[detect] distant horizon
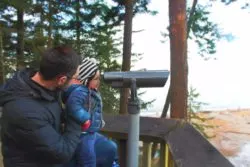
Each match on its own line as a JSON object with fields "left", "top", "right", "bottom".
{"left": 140, "top": 106, "right": 250, "bottom": 117}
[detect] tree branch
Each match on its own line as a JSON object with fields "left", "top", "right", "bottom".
{"left": 132, "top": 29, "right": 145, "bottom": 33}
{"left": 187, "top": 0, "right": 198, "bottom": 36}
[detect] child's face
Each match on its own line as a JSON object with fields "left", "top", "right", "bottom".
{"left": 88, "top": 70, "right": 100, "bottom": 90}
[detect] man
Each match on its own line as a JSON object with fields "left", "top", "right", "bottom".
{"left": 0, "top": 46, "right": 82, "bottom": 167}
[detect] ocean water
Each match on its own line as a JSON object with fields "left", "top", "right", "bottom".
{"left": 228, "top": 142, "right": 250, "bottom": 167}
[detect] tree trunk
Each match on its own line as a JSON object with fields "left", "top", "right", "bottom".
{"left": 0, "top": 26, "right": 5, "bottom": 84}
{"left": 47, "top": 1, "right": 53, "bottom": 48}
{"left": 76, "top": 0, "right": 81, "bottom": 53}
{"left": 161, "top": 0, "right": 197, "bottom": 119}
{"left": 152, "top": 0, "right": 196, "bottom": 159}
{"left": 161, "top": 84, "right": 171, "bottom": 117}
{"left": 169, "top": 0, "right": 188, "bottom": 119}
{"left": 119, "top": 0, "right": 133, "bottom": 114}
{"left": 16, "top": 8, "right": 25, "bottom": 70}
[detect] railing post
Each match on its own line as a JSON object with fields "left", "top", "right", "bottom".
{"left": 160, "top": 142, "right": 175, "bottom": 167}
{"left": 142, "top": 142, "right": 152, "bottom": 167}
{"left": 118, "top": 139, "right": 127, "bottom": 167}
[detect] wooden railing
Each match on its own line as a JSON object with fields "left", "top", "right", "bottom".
{"left": 101, "top": 114, "right": 234, "bottom": 167}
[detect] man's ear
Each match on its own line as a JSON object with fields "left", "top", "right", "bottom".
{"left": 57, "top": 75, "right": 68, "bottom": 87}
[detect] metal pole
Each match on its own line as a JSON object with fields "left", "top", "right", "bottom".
{"left": 127, "top": 112, "right": 140, "bottom": 167}
{"left": 127, "top": 79, "right": 140, "bottom": 167}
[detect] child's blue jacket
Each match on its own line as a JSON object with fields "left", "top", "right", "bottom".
{"left": 62, "top": 84, "right": 103, "bottom": 132}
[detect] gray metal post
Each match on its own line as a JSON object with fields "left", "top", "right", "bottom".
{"left": 102, "top": 70, "right": 169, "bottom": 166}
{"left": 127, "top": 79, "right": 140, "bottom": 167}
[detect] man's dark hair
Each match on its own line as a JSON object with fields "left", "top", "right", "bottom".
{"left": 39, "top": 46, "right": 81, "bottom": 80}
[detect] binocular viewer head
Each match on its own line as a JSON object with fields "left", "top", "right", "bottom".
{"left": 102, "top": 70, "right": 170, "bottom": 88}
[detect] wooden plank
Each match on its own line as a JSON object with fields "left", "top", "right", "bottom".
{"left": 166, "top": 123, "right": 234, "bottom": 167}
{"left": 101, "top": 114, "right": 179, "bottom": 143}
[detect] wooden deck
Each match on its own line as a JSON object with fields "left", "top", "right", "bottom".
{"left": 101, "top": 114, "right": 234, "bottom": 167}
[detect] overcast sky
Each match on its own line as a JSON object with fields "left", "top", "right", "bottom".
{"left": 129, "top": 0, "right": 250, "bottom": 113}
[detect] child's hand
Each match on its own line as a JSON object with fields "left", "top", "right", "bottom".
{"left": 81, "top": 120, "right": 91, "bottom": 131}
